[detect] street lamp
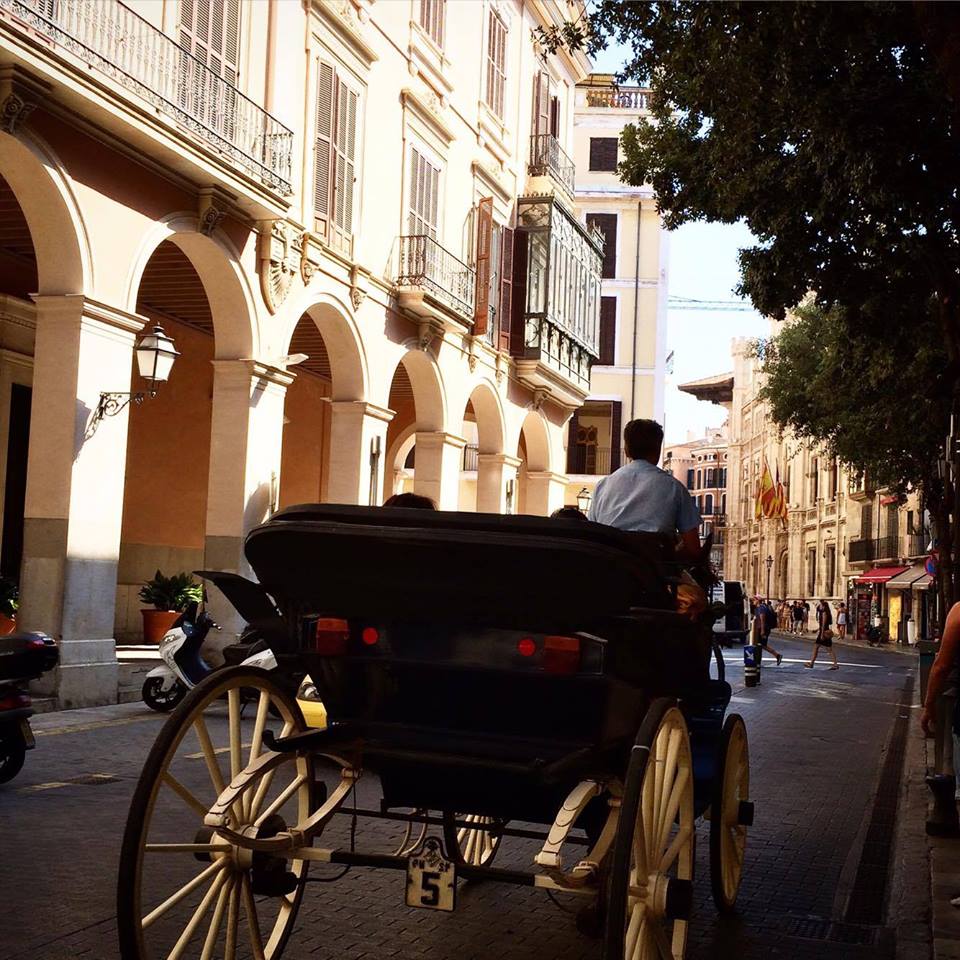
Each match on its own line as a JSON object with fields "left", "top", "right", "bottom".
{"left": 765, "top": 554, "right": 774, "bottom": 599}
{"left": 576, "top": 487, "right": 592, "bottom": 514}
{"left": 91, "top": 324, "right": 180, "bottom": 430}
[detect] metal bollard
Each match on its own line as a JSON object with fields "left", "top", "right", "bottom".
{"left": 744, "top": 644, "right": 760, "bottom": 687}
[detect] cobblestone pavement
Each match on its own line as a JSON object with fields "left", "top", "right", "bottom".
{"left": 1, "top": 637, "right": 915, "bottom": 959}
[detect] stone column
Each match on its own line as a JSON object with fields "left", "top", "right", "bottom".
{"left": 21, "top": 296, "right": 145, "bottom": 708}
{"left": 476, "top": 453, "right": 522, "bottom": 514}
{"left": 203, "top": 360, "right": 292, "bottom": 648}
{"left": 524, "top": 470, "right": 569, "bottom": 517}
{"left": 414, "top": 431, "right": 466, "bottom": 510}
{"left": 326, "top": 401, "right": 394, "bottom": 505}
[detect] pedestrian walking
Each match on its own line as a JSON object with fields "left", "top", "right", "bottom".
{"left": 802, "top": 600, "right": 811, "bottom": 634}
{"left": 836, "top": 601, "right": 847, "bottom": 640}
{"left": 754, "top": 597, "right": 783, "bottom": 665}
{"left": 805, "top": 599, "right": 839, "bottom": 669}
{"left": 791, "top": 600, "right": 803, "bottom": 635}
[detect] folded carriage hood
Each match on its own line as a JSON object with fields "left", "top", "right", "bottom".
{"left": 244, "top": 504, "right": 678, "bottom": 630}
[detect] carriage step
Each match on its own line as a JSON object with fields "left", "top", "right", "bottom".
{"left": 263, "top": 725, "right": 352, "bottom": 754}
{"left": 738, "top": 800, "right": 755, "bottom": 827}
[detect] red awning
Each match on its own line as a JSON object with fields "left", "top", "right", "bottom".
{"left": 855, "top": 566, "right": 908, "bottom": 584}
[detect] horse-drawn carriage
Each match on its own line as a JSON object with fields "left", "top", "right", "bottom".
{"left": 118, "top": 505, "right": 752, "bottom": 960}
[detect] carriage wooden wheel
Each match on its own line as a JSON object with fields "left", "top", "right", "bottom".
{"left": 442, "top": 812, "right": 504, "bottom": 867}
{"left": 710, "top": 714, "right": 751, "bottom": 913}
{"left": 604, "top": 698, "right": 694, "bottom": 960}
{"left": 117, "top": 667, "right": 314, "bottom": 960}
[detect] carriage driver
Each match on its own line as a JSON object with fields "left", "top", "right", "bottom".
{"left": 587, "top": 418, "right": 702, "bottom": 560}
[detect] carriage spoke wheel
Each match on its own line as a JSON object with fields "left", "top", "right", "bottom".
{"left": 442, "top": 811, "right": 504, "bottom": 868}
{"left": 604, "top": 699, "right": 694, "bottom": 960}
{"left": 118, "top": 666, "right": 314, "bottom": 960}
{"left": 710, "top": 714, "right": 750, "bottom": 913}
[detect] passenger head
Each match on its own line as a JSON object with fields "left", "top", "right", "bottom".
{"left": 623, "top": 419, "right": 664, "bottom": 464}
{"left": 383, "top": 493, "right": 436, "bottom": 510}
{"left": 551, "top": 506, "right": 587, "bottom": 520}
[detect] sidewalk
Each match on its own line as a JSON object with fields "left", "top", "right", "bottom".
{"left": 770, "top": 627, "right": 918, "bottom": 656}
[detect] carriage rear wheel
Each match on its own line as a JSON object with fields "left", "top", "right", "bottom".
{"left": 117, "top": 666, "right": 314, "bottom": 960}
{"left": 603, "top": 698, "right": 694, "bottom": 960}
{"left": 442, "top": 811, "right": 504, "bottom": 868}
{"left": 709, "top": 713, "right": 751, "bottom": 913}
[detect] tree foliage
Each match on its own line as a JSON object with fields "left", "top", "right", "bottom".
{"left": 756, "top": 301, "right": 950, "bottom": 497}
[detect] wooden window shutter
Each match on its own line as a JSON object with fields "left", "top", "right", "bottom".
{"left": 566, "top": 410, "right": 580, "bottom": 474}
{"left": 332, "top": 78, "right": 358, "bottom": 234}
{"left": 589, "top": 138, "right": 618, "bottom": 172}
{"left": 610, "top": 401, "right": 623, "bottom": 471}
{"left": 599, "top": 296, "right": 616, "bottom": 365}
{"left": 532, "top": 71, "right": 551, "bottom": 138}
{"left": 498, "top": 225, "right": 514, "bottom": 351}
{"left": 473, "top": 197, "right": 493, "bottom": 335}
{"left": 313, "top": 61, "right": 334, "bottom": 236}
{"left": 509, "top": 229, "right": 527, "bottom": 355}
{"left": 179, "top": 0, "right": 239, "bottom": 81}
{"left": 587, "top": 213, "right": 618, "bottom": 279}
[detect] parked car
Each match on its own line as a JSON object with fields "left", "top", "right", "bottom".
{"left": 709, "top": 580, "right": 750, "bottom": 645}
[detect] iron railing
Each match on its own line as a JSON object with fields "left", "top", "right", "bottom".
{"left": 848, "top": 536, "right": 900, "bottom": 563}
{"left": 397, "top": 235, "right": 475, "bottom": 322}
{"left": 1, "top": 0, "right": 293, "bottom": 193}
{"left": 529, "top": 133, "right": 576, "bottom": 195}
{"left": 567, "top": 447, "right": 611, "bottom": 476}
{"left": 584, "top": 87, "right": 649, "bottom": 111}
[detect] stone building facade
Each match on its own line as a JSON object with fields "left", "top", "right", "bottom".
{"left": 0, "top": 0, "right": 608, "bottom": 706}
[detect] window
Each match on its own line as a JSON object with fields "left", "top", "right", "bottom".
{"left": 806, "top": 547, "right": 817, "bottom": 596}
{"left": 825, "top": 544, "right": 836, "bottom": 595}
{"left": 586, "top": 213, "right": 617, "bottom": 278}
{"left": 696, "top": 469, "right": 702, "bottom": 489}
{"left": 315, "top": 61, "right": 360, "bottom": 249}
{"left": 589, "top": 137, "right": 618, "bottom": 171}
{"left": 720, "top": 467, "right": 727, "bottom": 488}
{"left": 407, "top": 146, "right": 441, "bottom": 237}
{"left": 861, "top": 502, "right": 874, "bottom": 539}
{"left": 598, "top": 296, "right": 616, "bottom": 365}
{"left": 178, "top": 0, "right": 240, "bottom": 84}
{"left": 706, "top": 468, "right": 715, "bottom": 487}
{"left": 485, "top": 11, "right": 507, "bottom": 118}
{"left": 704, "top": 494, "right": 714, "bottom": 515}
{"left": 419, "top": 0, "right": 445, "bottom": 48}
{"left": 686, "top": 469, "right": 695, "bottom": 490}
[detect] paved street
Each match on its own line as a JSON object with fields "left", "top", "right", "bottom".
{"left": 1, "top": 636, "right": 915, "bottom": 960}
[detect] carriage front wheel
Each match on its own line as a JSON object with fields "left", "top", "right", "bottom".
{"left": 709, "top": 713, "right": 752, "bottom": 913}
{"left": 117, "top": 666, "right": 314, "bottom": 960}
{"left": 603, "top": 698, "right": 694, "bottom": 960}
{"left": 442, "top": 811, "right": 505, "bottom": 868}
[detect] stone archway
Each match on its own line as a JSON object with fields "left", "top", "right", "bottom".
{"left": 459, "top": 380, "right": 510, "bottom": 513}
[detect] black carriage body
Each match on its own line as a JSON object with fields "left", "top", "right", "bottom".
{"left": 244, "top": 505, "right": 712, "bottom": 822}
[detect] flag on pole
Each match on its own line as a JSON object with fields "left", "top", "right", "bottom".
{"left": 774, "top": 464, "right": 789, "bottom": 523}
{"left": 755, "top": 461, "right": 776, "bottom": 519}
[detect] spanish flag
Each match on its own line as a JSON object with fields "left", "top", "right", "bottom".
{"left": 755, "top": 460, "right": 776, "bottom": 519}
{"left": 773, "top": 464, "right": 789, "bottom": 523}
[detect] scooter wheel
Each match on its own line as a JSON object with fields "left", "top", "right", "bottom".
{"left": 141, "top": 676, "right": 186, "bottom": 713}
{"left": 0, "top": 727, "right": 26, "bottom": 783}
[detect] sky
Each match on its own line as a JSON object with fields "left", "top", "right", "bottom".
{"left": 589, "top": 42, "right": 770, "bottom": 445}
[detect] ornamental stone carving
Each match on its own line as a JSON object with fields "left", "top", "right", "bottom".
{"left": 300, "top": 231, "right": 322, "bottom": 285}
{"left": 258, "top": 220, "right": 300, "bottom": 315}
{"left": 0, "top": 66, "right": 47, "bottom": 134}
{"left": 0, "top": 93, "right": 34, "bottom": 134}
{"left": 197, "top": 187, "right": 235, "bottom": 237}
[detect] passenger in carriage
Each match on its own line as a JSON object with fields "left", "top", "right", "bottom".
{"left": 383, "top": 492, "right": 436, "bottom": 509}
{"left": 587, "top": 419, "right": 702, "bottom": 561}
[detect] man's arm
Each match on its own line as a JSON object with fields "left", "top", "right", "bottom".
{"left": 678, "top": 528, "right": 701, "bottom": 561}
{"left": 586, "top": 478, "right": 605, "bottom": 523}
{"left": 921, "top": 601, "right": 960, "bottom": 735}
{"left": 675, "top": 483, "right": 702, "bottom": 562}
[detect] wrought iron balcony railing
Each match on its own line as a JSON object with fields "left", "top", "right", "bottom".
{"left": 567, "top": 446, "right": 611, "bottom": 476}
{"left": 584, "top": 87, "right": 650, "bottom": 111}
{"left": 462, "top": 443, "right": 479, "bottom": 472}
{"left": 528, "top": 133, "right": 575, "bottom": 196}
{"left": 848, "top": 536, "right": 899, "bottom": 563}
{"left": 396, "top": 235, "right": 475, "bottom": 322}
{"left": 2, "top": 0, "right": 293, "bottom": 193}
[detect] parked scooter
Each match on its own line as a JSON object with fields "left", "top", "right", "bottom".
{"left": 141, "top": 571, "right": 286, "bottom": 712}
{"left": 0, "top": 631, "right": 58, "bottom": 782}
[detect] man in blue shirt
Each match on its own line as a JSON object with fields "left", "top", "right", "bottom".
{"left": 587, "top": 419, "right": 702, "bottom": 559}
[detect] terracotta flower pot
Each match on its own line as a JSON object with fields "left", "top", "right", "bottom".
{"left": 141, "top": 609, "right": 181, "bottom": 645}
{"left": 0, "top": 613, "right": 15, "bottom": 636}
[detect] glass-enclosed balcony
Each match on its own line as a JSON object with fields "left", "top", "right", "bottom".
{"left": 513, "top": 197, "right": 602, "bottom": 390}
{"left": 0, "top": 0, "right": 293, "bottom": 193}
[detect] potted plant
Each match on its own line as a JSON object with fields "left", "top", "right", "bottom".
{"left": 0, "top": 577, "right": 18, "bottom": 635}
{"left": 139, "top": 570, "right": 203, "bottom": 644}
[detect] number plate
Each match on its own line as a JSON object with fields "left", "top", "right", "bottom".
{"left": 405, "top": 837, "right": 456, "bottom": 912}
{"left": 19, "top": 718, "right": 35, "bottom": 750}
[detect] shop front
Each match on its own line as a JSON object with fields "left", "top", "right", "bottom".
{"left": 850, "top": 566, "right": 908, "bottom": 642}
{"left": 885, "top": 564, "right": 934, "bottom": 644}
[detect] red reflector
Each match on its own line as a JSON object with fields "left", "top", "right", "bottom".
{"left": 543, "top": 635, "right": 580, "bottom": 675}
{"left": 361, "top": 627, "right": 379, "bottom": 646}
{"left": 314, "top": 618, "right": 349, "bottom": 655}
{"left": 517, "top": 636, "right": 537, "bottom": 657}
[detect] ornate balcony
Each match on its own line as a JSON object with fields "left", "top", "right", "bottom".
{"left": 584, "top": 87, "right": 649, "bottom": 111}
{"left": 396, "top": 234, "right": 475, "bottom": 326}
{"left": 0, "top": 0, "right": 293, "bottom": 194}
{"left": 512, "top": 196, "right": 602, "bottom": 398}
{"left": 528, "top": 133, "right": 575, "bottom": 196}
{"left": 567, "top": 446, "right": 611, "bottom": 476}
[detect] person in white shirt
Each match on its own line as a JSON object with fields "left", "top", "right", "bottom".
{"left": 587, "top": 419, "right": 702, "bottom": 560}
